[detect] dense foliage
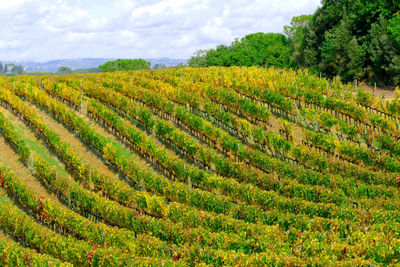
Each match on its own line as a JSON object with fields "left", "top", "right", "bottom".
{"left": 300, "top": 0, "right": 400, "bottom": 85}
{"left": 57, "top": 66, "right": 73, "bottom": 74}
{"left": 99, "top": 58, "right": 151, "bottom": 72}
{"left": 0, "top": 62, "right": 25, "bottom": 75}
{"left": 188, "top": 33, "right": 293, "bottom": 68}
{"left": 189, "top": 1, "right": 400, "bottom": 85}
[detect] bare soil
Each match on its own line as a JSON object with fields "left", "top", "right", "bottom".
{"left": 360, "top": 84, "right": 396, "bottom": 100}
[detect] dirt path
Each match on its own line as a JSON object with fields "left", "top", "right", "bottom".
{"left": 266, "top": 114, "right": 305, "bottom": 145}
{"left": 360, "top": 84, "right": 396, "bottom": 100}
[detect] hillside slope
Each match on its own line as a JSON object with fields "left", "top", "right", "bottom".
{"left": 0, "top": 67, "right": 399, "bottom": 265}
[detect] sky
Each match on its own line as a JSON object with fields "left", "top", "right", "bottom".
{"left": 0, "top": 0, "right": 321, "bottom": 62}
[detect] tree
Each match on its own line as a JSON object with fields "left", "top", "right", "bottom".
{"left": 72, "top": 68, "right": 100, "bottom": 73}
{"left": 5, "top": 64, "right": 15, "bottom": 73}
{"left": 229, "top": 33, "right": 292, "bottom": 67}
{"left": 4, "top": 65, "right": 8, "bottom": 73}
{"left": 189, "top": 32, "right": 292, "bottom": 68}
{"left": 0, "top": 63, "right": 3, "bottom": 73}
{"left": 389, "top": 57, "right": 400, "bottom": 85}
{"left": 152, "top": 64, "right": 166, "bottom": 70}
{"left": 303, "top": 24, "right": 319, "bottom": 72}
{"left": 369, "top": 15, "right": 400, "bottom": 85}
{"left": 301, "top": 0, "right": 400, "bottom": 84}
{"left": 253, "top": 33, "right": 291, "bottom": 68}
{"left": 174, "top": 63, "right": 187, "bottom": 69}
{"left": 99, "top": 59, "right": 150, "bottom": 72}
{"left": 284, "top": 14, "right": 313, "bottom": 65}
{"left": 207, "top": 45, "right": 231, "bottom": 66}
{"left": 319, "top": 14, "right": 364, "bottom": 80}
{"left": 57, "top": 66, "right": 73, "bottom": 74}
{"left": 11, "top": 65, "right": 24, "bottom": 75}
{"left": 389, "top": 12, "right": 400, "bottom": 45}
{"left": 188, "top": 50, "right": 208, "bottom": 67}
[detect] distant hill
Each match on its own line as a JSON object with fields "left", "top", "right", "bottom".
{"left": 0, "top": 58, "right": 187, "bottom": 73}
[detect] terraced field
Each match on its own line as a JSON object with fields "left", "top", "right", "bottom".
{"left": 0, "top": 66, "right": 399, "bottom": 266}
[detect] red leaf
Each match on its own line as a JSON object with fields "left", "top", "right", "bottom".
{"left": 173, "top": 255, "right": 181, "bottom": 262}
{"left": 87, "top": 245, "right": 98, "bottom": 265}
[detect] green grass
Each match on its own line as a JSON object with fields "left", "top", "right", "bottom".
{"left": 0, "top": 191, "right": 10, "bottom": 205}
{"left": 86, "top": 119, "right": 140, "bottom": 160}
{"left": 12, "top": 121, "right": 70, "bottom": 179}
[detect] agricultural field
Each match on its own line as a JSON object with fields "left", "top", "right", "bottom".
{"left": 0, "top": 66, "right": 400, "bottom": 266}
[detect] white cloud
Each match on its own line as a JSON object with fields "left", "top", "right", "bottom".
{"left": 0, "top": 0, "right": 321, "bottom": 61}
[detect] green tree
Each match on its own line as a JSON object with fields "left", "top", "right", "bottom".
{"left": 207, "top": 45, "right": 231, "bottom": 66}
{"left": 174, "top": 63, "right": 187, "bottom": 68}
{"left": 152, "top": 64, "right": 166, "bottom": 70}
{"left": 57, "top": 66, "right": 73, "bottom": 74}
{"left": 190, "top": 32, "right": 292, "bottom": 68}
{"left": 389, "top": 12, "right": 400, "bottom": 45}
{"left": 5, "top": 64, "right": 15, "bottom": 73}
{"left": 303, "top": 24, "right": 319, "bottom": 72}
{"left": 72, "top": 68, "right": 100, "bottom": 74}
{"left": 0, "top": 63, "right": 3, "bottom": 73}
{"left": 188, "top": 50, "right": 208, "bottom": 67}
{"left": 99, "top": 59, "right": 150, "bottom": 72}
{"left": 284, "top": 14, "right": 313, "bottom": 65}
{"left": 11, "top": 65, "right": 24, "bottom": 75}
{"left": 229, "top": 33, "right": 292, "bottom": 67}
{"left": 369, "top": 15, "right": 400, "bottom": 85}
{"left": 320, "top": 14, "right": 365, "bottom": 80}
{"left": 302, "top": 0, "right": 400, "bottom": 84}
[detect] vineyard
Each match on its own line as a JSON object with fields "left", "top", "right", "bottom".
{"left": 0, "top": 66, "right": 399, "bottom": 266}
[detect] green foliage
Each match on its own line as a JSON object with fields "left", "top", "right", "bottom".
{"left": 187, "top": 1, "right": 399, "bottom": 85}
{"left": 300, "top": 0, "right": 400, "bottom": 84}
{"left": 11, "top": 65, "right": 24, "bottom": 75}
{"left": 188, "top": 50, "right": 207, "bottom": 67}
{"left": 388, "top": 12, "right": 400, "bottom": 44}
{"left": 71, "top": 68, "right": 100, "bottom": 74}
{"left": 99, "top": 58, "right": 151, "bottom": 72}
{"left": 284, "top": 15, "right": 313, "bottom": 65}
{"left": 369, "top": 15, "right": 400, "bottom": 85}
{"left": 320, "top": 15, "right": 365, "bottom": 80}
{"left": 57, "top": 66, "right": 72, "bottom": 74}
{"left": 152, "top": 63, "right": 166, "bottom": 69}
{"left": 173, "top": 62, "right": 188, "bottom": 68}
{"left": 26, "top": 72, "right": 52, "bottom": 76}
{"left": 188, "top": 33, "right": 293, "bottom": 68}
{"left": 303, "top": 25, "right": 319, "bottom": 72}
{"left": 0, "top": 63, "right": 25, "bottom": 75}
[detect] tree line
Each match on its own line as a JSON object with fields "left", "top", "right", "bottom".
{"left": 99, "top": 59, "right": 151, "bottom": 72}
{"left": 188, "top": 0, "right": 400, "bottom": 86}
{"left": 0, "top": 63, "right": 25, "bottom": 75}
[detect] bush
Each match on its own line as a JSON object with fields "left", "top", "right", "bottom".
{"left": 99, "top": 59, "right": 151, "bottom": 72}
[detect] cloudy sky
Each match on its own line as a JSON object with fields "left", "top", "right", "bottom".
{"left": 0, "top": 0, "right": 320, "bottom": 62}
